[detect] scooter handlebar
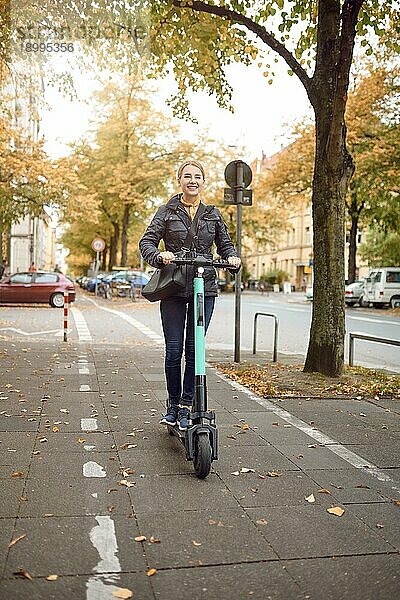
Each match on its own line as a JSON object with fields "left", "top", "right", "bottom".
{"left": 169, "top": 255, "right": 235, "bottom": 269}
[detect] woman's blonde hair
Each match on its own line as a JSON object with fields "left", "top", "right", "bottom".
{"left": 177, "top": 160, "right": 206, "bottom": 181}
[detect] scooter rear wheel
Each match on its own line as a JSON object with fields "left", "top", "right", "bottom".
{"left": 193, "top": 432, "right": 212, "bottom": 479}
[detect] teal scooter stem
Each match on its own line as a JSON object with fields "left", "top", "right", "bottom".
{"left": 165, "top": 254, "right": 237, "bottom": 479}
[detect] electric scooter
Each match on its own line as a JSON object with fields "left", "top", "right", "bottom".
{"left": 165, "top": 254, "right": 234, "bottom": 479}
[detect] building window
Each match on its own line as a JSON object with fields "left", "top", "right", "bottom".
{"left": 305, "top": 226, "right": 311, "bottom": 245}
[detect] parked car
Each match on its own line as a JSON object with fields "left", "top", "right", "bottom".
{"left": 99, "top": 270, "right": 150, "bottom": 298}
{"left": 345, "top": 280, "right": 365, "bottom": 307}
{"left": 86, "top": 273, "right": 108, "bottom": 293}
{"left": 0, "top": 271, "right": 76, "bottom": 307}
{"left": 216, "top": 278, "right": 227, "bottom": 292}
{"left": 364, "top": 267, "right": 400, "bottom": 308}
{"left": 305, "top": 285, "right": 313, "bottom": 301}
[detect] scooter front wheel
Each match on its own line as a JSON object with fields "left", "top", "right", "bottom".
{"left": 193, "top": 432, "right": 212, "bottom": 479}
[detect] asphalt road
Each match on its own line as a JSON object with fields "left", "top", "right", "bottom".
{"left": 0, "top": 291, "right": 399, "bottom": 372}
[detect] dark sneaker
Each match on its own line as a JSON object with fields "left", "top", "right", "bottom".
{"left": 177, "top": 406, "right": 191, "bottom": 431}
{"left": 160, "top": 406, "right": 178, "bottom": 426}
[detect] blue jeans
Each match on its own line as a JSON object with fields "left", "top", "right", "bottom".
{"left": 160, "top": 296, "right": 215, "bottom": 406}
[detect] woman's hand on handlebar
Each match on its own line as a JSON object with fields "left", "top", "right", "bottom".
{"left": 227, "top": 256, "right": 241, "bottom": 269}
{"left": 158, "top": 251, "right": 175, "bottom": 265}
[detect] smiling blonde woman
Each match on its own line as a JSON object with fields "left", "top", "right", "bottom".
{"left": 139, "top": 160, "right": 241, "bottom": 430}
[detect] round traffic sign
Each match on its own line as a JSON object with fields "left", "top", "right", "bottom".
{"left": 91, "top": 238, "right": 105, "bottom": 252}
{"left": 224, "top": 160, "right": 252, "bottom": 189}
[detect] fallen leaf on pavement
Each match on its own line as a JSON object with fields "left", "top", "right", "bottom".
{"left": 327, "top": 506, "right": 345, "bottom": 516}
{"left": 122, "top": 468, "right": 135, "bottom": 477}
{"left": 231, "top": 471, "right": 240, "bottom": 476}
{"left": 266, "top": 471, "right": 282, "bottom": 477}
{"left": 318, "top": 489, "right": 332, "bottom": 495}
{"left": 192, "top": 540, "right": 202, "bottom": 546}
{"left": 208, "top": 519, "right": 224, "bottom": 527}
{"left": 240, "top": 468, "right": 255, "bottom": 473}
{"left": 14, "top": 569, "right": 33, "bottom": 580}
{"left": 127, "top": 432, "right": 136, "bottom": 437}
{"left": 149, "top": 536, "right": 161, "bottom": 543}
{"left": 355, "top": 484, "right": 370, "bottom": 489}
{"left": 46, "top": 574, "right": 58, "bottom": 581}
{"left": 8, "top": 534, "right": 26, "bottom": 547}
{"left": 112, "top": 588, "right": 133, "bottom": 599}
{"left": 305, "top": 494, "right": 315, "bottom": 503}
{"left": 146, "top": 568, "right": 157, "bottom": 577}
{"left": 52, "top": 427, "right": 59, "bottom": 433}
{"left": 258, "top": 474, "right": 266, "bottom": 479}
{"left": 376, "top": 523, "right": 384, "bottom": 528}
{"left": 134, "top": 536, "right": 147, "bottom": 542}
{"left": 11, "top": 471, "right": 24, "bottom": 477}
{"left": 78, "top": 438, "right": 86, "bottom": 444}
{"left": 241, "top": 423, "right": 249, "bottom": 430}
{"left": 118, "top": 480, "right": 135, "bottom": 488}
{"left": 227, "top": 435, "right": 236, "bottom": 440}
{"left": 392, "top": 499, "right": 400, "bottom": 506}
{"left": 256, "top": 518, "right": 268, "bottom": 526}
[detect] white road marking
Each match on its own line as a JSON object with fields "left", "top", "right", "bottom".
{"left": 90, "top": 516, "right": 120, "bottom": 573}
{"left": 81, "top": 418, "right": 98, "bottom": 431}
{"left": 71, "top": 306, "right": 92, "bottom": 342}
{"left": 80, "top": 384, "right": 91, "bottom": 392}
{"left": 348, "top": 315, "right": 400, "bottom": 327}
{"left": 0, "top": 327, "right": 61, "bottom": 336}
{"left": 86, "top": 577, "right": 121, "bottom": 600}
{"left": 83, "top": 461, "right": 106, "bottom": 478}
{"left": 79, "top": 367, "right": 90, "bottom": 374}
{"left": 213, "top": 369, "right": 400, "bottom": 494}
{"left": 86, "top": 516, "right": 121, "bottom": 599}
{"left": 86, "top": 297, "right": 163, "bottom": 343}
{"left": 84, "top": 445, "right": 96, "bottom": 451}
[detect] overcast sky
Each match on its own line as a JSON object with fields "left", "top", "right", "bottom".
{"left": 41, "top": 54, "right": 313, "bottom": 163}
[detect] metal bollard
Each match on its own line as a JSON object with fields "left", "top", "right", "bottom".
{"left": 63, "top": 291, "right": 69, "bottom": 342}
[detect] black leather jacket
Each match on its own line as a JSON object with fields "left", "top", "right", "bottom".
{"left": 139, "top": 194, "right": 238, "bottom": 297}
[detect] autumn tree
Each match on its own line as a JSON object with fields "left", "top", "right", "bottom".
{"left": 0, "top": 105, "right": 71, "bottom": 263}
{"left": 263, "top": 64, "right": 399, "bottom": 282}
{"left": 144, "top": 0, "right": 399, "bottom": 376}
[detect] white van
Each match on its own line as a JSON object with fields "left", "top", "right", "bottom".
{"left": 364, "top": 267, "right": 400, "bottom": 308}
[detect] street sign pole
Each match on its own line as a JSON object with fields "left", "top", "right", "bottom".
{"left": 224, "top": 160, "right": 253, "bottom": 365}
{"left": 234, "top": 162, "right": 244, "bottom": 363}
{"left": 94, "top": 251, "right": 100, "bottom": 296}
{"left": 91, "top": 238, "right": 106, "bottom": 297}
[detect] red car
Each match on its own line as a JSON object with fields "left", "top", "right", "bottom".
{"left": 0, "top": 271, "right": 76, "bottom": 308}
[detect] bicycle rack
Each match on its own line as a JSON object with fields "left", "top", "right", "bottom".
{"left": 252, "top": 312, "right": 279, "bottom": 362}
{"left": 348, "top": 332, "right": 400, "bottom": 366}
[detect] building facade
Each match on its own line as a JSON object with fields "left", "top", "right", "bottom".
{"left": 245, "top": 151, "right": 368, "bottom": 289}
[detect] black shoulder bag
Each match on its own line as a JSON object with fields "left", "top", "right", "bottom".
{"left": 142, "top": 204, "right": 205, "bottom": 302}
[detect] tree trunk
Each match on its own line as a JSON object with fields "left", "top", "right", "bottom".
{"left": 109, "top": 222, "right": 119, "bottom": 270}
{"left": 120, "top": 204, "right": 130, "bottom": 267}
{"left": 347, "top": 189, "right": 364, "bottom": 284}
{"left": 347, "top": 195, "right": 358, "bottom": 284}
{"left": 101, "top": 248, "right": 108, "bottom": 271}
{"left": 304, "top": 109, "right": 354, "bottom": 376}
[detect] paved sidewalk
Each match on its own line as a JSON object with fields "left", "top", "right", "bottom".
{"left": 0, "top": 340, "right": 399, "bottom": 600}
